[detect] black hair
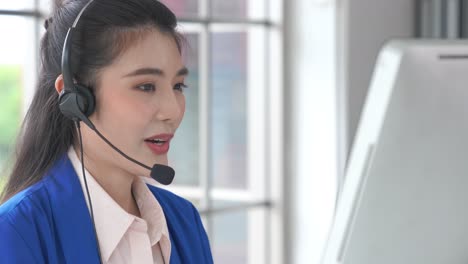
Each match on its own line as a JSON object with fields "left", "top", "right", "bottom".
{"left": 1, "top": 0, "right": 183, "bottom": 202}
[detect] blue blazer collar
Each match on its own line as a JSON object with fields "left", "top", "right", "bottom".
{"left": 46, "top": 155, "right": 101, "bottom": 264}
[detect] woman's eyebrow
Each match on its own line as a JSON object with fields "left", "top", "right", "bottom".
{"left": 123, "top": 67, "right": 189, "bottom": 78}
{"left": 177, "top": 67, "right": 189, "bottom": 76}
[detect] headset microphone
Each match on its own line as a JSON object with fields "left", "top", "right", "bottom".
{"left": 150, "top": 165, "right": 175, "bottom": 185}
{"left": 92, "top": 126, "right": 175, "bottom": 185}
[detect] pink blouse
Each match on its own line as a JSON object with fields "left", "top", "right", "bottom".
{"left": 68, "top": 147, "right": 171, "bottom": 264}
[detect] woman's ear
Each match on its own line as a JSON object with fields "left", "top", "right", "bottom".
{"left": 55, "top": 74, "right": 64, "bottom": 94}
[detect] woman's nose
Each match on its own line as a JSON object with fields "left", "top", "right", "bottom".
{"left": 154, "top": 85, "right": 184, "bottom": 122}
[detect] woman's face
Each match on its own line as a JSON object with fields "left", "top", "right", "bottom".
{"left": 81, "top": 29, "right": 187, "bottom": 177}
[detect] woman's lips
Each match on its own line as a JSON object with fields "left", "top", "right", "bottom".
{"left": 144, "top": 134, "right": 173, "bottom": 155}
{"left": 145, "top": 141, "right": 170, "bottom": 155}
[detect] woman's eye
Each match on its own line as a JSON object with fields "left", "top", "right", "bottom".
{"left": 136, "top": 83, "right": 155, "bottom": 92}
{"left": 174, "top": 83, "right": 188, "bottom": 92}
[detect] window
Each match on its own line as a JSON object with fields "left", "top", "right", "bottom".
{"left": 159, "top": 1, "right": 282, "bottom": 263}
{"left": 0, "top": 1, "right": 283, "bottom": 263}
{"left": 0, "top": 4, "right": 39, "bottom": 183}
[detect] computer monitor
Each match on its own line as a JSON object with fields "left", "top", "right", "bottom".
{"left": 322, "top": 40, "right": 468, "bottom": 264}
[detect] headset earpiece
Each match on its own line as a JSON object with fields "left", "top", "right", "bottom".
{"left": 75, "top": 84, "right": 95, "bottom": 117}
{"left": 58, "top": 85, "right": 96, "bottom": 130}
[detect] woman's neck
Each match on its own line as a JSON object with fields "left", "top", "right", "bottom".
{"left": 73, "top": 146, "right": 141, "bottom": 217}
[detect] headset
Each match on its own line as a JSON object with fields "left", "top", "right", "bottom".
{"left": 58, "top": 0, "right": 96, "bottom": 130}
{"left": 57, "top": 2, "right": 102, "bottom": 261}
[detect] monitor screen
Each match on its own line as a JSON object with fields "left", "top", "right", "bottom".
{"left": 322, "top": 40, "right": 468, "bottom": 264}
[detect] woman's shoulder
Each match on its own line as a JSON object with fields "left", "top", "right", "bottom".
{"left": 0, "top": 180, "right": 48, "bottom": 216}
{"left": 0, "top": 179, "right": 53, "bottom": 262}
{"left": 0, "top": 154, "right": 73, "bottom": 223}
{"left": 0, "top": 179, "right": 51, "bottom": 222}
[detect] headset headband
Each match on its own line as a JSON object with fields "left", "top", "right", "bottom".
{"left": 61, "top": 0, "right": 96, "bottom": 92}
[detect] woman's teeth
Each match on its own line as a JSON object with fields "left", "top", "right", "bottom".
{"left": 147, "top": 139, "right": 166, "bottom": 145}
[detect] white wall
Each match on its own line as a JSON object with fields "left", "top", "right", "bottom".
{"left": 284, "top": 1, "right": 338, "bottom": 263}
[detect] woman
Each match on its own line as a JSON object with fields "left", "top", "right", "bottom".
{"left": 0, "top": 0, "right": 213, "bottom": 263}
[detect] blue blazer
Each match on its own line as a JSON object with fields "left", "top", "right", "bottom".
{"left": 0, "top": 155, "right": 213, "bottom": 264}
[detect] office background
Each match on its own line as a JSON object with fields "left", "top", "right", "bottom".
{"left": 0, "top": 0, "right": 464, "bottom": 263}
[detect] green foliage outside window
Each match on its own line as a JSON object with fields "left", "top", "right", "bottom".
{"left": 0, "top": 65, "right": 22, "bottom": 187}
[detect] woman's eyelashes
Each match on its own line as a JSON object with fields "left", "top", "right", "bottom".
{"left": 135, "top": 82, "right": 188, "bottom": 92}
{"left": 136, "top": 83, "right": 156, "bottom": 92}
{"left": 174, "top": 82, "right": 188, "bottom": 92}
